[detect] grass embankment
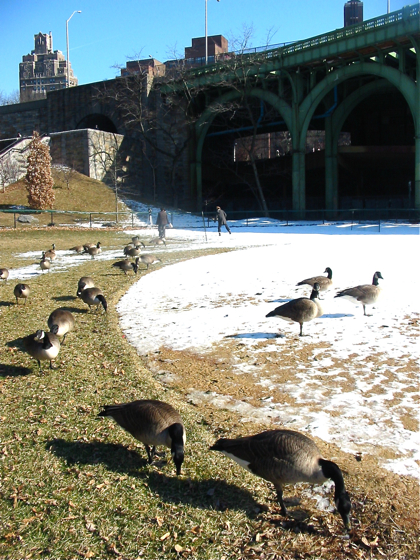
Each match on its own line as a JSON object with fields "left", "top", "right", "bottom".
{"left": 0, "top": 181, "right": 418, "bottom": 559}
{"left": 0, "top": 170, "right": 128, "bottom": 228}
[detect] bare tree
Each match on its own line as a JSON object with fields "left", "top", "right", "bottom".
{"left": 200, "top": 26, "right": 282, "bottom": 216}
{"left": 97, "top": 56, "right": 203, "bottom": 207}
{"left": 0, "top": 90, "right": 20, "bottom": 106}
{"left": 52, "top": 163, "right": 77, "bottom": 190}
{"left": 0, "top": 155, "right": 20, "bottom": 193}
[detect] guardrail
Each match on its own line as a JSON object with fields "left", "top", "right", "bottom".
{"left": 0, "top": 207, "right": 418, "bottom": 230}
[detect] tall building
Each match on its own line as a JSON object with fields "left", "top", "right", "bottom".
{"left": 19, "top": 32, "right": 78, "bottom": 102}
{"left": 344, "top": 1, "right": 363, "bottom": 27}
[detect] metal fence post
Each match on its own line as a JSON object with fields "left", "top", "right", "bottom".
{"left": 90, "top": 213, "right": 92, "bottom": 228}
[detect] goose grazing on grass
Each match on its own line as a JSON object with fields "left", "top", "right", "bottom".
{"left": 40, "top": 252, "right": 51, "bottom": 273}
{"left": 98, "top": 399, "right": 185, "bottom": 475}
{"left": 112, "top": 259, "right": 139, "bottom": 275}
{"left": 266, "top": 283, "right": 323, "bottom": 336}
{"left": 334, "top": 271, "right": 383, "bottom": 316}
{"left": 88, "top": 242, "right": 101, "bottom": 259}
{"left": 297, "top": 267, "right": 333, "bottom": 292}
{"left": 47, "top": 309, "right": 75, "bottom": 344}
{"left": 24, "top": 329, "right": 60, "bottom": 372}
{"left": 44, "top": 243, "right": 56, "bottom": 261}
{"left": 210, "top": 429, "right": 351, "bottom": 531}
{"left": 0, "top": 268, "right": 9, "bottom": 283}
{"left": 14, "top": 283, "right": 30, "bottom": 305}
{"left": 136, "top": 254, "right": 162, "bottom": 270}
{"left": 77, "top": 276, "right": 95, "bottom": 297}
{"left": 79, "top": 287, "right": 107, "bottom": 313}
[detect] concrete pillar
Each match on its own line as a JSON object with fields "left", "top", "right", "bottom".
{"left": 325, "top": 116, "right": 338, "bottom": 217}
{"left": 415, "top": 133, "right": 420, "bottom": 210}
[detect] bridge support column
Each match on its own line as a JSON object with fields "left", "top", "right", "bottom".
{"left": 415, "top": 134, "right": 420, "bottom": 210}
{"left": 325, "top": 116, "right": 338, "bottom": 218}
{"left": 292, "top": 151, "right": 305, "bottom": 217}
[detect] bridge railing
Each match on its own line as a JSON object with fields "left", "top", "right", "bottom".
{"left": 187, "top": 3, "right": 419, "bottom": 74}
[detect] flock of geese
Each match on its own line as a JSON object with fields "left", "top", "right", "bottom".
{"left": 0, "top": 244, "right": 385, "bottom": 534}
{"left": 266, "top": 267, "right": 384, "bottom": 336}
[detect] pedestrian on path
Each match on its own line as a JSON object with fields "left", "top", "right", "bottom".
{"left": 215, "top": 206, "right": 231, "bottom": 235}
{"left": 156, "top": 208, "right": 169, "bottom": 238}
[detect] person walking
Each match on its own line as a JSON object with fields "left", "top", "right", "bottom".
{"left": 215, "top": 206, "right": 231, "bottom": 235}
{"left": 156, "top": 208, "right": 169, "bottom": 238}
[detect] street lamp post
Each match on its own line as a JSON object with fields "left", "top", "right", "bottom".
{"left": 205, "top": 0, "right": 219, "bottom": 65}
{"left": 66, "top": 10, "right": 81, "bottom": 88}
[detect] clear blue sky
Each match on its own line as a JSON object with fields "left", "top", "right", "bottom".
{"left": 0, "top": 0, "right": 409, "bottom": 98}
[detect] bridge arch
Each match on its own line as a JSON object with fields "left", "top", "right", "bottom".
{"left": 194, "top": 88, "right": 293, "bottom": 209}
{"left": 295, "top": 62, "right": 418, "bottom": 212}
{"left": 75, "top": 113, "right": 118, "bottom": 133}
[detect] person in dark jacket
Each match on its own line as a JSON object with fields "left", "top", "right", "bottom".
{"left": 215, "top": 206, "right": 231, "bottom": 235}
{"left": 156, "top": 208, "right": 169, "bottom": 238}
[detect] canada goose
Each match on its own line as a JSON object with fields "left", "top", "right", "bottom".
{"left": 210, "top": 428, "right": 351, "bottom": 531}
{"left": 77, "top": 276, "right": 95, "bottom": 297}
{"left": 44, "top": 243, "right": 56, "bottom": 261}
{"left": 0, "top": 268, "right": 9, "bottom": 283}
{"left": 69, "top": 245, "right": 85, "bottom": 254}
{"left": 297, "top": 267, "right": 333, "bottom": 292}
{"left": 40, "top": 252, "right": 51, "bottom": 273}
{"left": 124, "top": 245, "right": 143, "bottom": 258}
{"left": 131, "top": 236, "right": 146, "bottom": 247}
{"left": 88, "top": 242, "right": 101, "bottom": 259}
{"left": 112, "top": 259, "right": 139, "bottom": 275}
{"left": 98, "top": 399, "right": 185, "bottom": 475}
{"left": 83, "top": 243, "right": 97, "bottom": 252}
{"left": 14, "top": 283, "right": 30, "bottom": 305}
{"left": 47, "top": 308, "right": 75, "bottom": 344}
{"left": 266, "top": 283, "right": 322, "bottom": 337}
{"left": 23, "top": 329, "right": 60, "bottom": 372}
{"left": 79, "top": 287, "right": 107, "bottom": 312}
{"left": 334, "top": 271, "right": 383, "bottom": 316}
{"left": 149, "top": 237, "right": 166, "bottom": 246}
{"left": 136, "top": 254, "right": 162, "bottom": 270}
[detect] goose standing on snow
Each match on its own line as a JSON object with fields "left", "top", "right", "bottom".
{"left": 334, "top": 271, "right": 383, "bottom": 316}
{"left": 79, "top": 287, "right": 107, "bottom": 313}
{"left": 124, "top": 245, "right": 143, "bottom": 258}
{"left": 40, "top": 252, "right": 51, "bottom": 273}
{"left": 69, "top": 245, "right": 85, "bottom": 254}
{"left": 76, "top": 276, "right": 95, "bottom": 297}
{"left": 14, "top": 283, "right": 30, "bottom": 305}
{"left": 0, "top": 268, "right": 9, "bottom": 283}
{"left": 297, "top": 267, "right": 333, "bottom": 292}
{"left": 88, "top": 242, "right": 101, "bottom": 259}
{"left": 210, "top": 428, "right": 351, "bottom": 531}
{"left": 136, "top": 254, "right": 162, "bottom": 270}
{"left": 98, "top": 399, "right": 185, "bottom": 475}
{"left": 44, "top": 243, "right": 56, "bottom": 261}
{"left": 24, "top": 329, "right": 61, "bottom": 372}
{"left": 47, "top": 309, "right": 75, "bottom": 344}
{"left": 266, "top": 283, "right": 323, "bottom": 336}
